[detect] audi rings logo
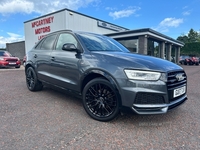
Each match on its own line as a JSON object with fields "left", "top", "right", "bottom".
{"left": 175, "top": 73, "right": 184, "bottom": 81}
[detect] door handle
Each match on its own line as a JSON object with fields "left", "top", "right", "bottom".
{"left": 34, "top": 54, "right": 37, "bottom": 58}
{"left": 51, "top": 57, "right": 55, "bottom": 61}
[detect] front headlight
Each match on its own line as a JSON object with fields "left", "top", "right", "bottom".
{"left": 124, "top": 70, "right": 161, "bottom": 81}
{"left": 160, "top": 73, "right": 167, "bottom": 82}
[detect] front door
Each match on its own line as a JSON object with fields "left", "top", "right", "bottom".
{"left": 48, "top": 33, "right": 81, "bottom": 91}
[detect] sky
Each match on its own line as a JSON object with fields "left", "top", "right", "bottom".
{"left": 0, "top": 0, "right": 200, "bottom": 48}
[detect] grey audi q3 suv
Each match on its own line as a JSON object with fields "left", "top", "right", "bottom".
{"left": 25, "top": 30, "right": 187, "bottom": 121}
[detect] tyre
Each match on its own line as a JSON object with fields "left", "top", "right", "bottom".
{"left": 26, "top": 67, "right": 43, "bottom": 91}
{"left": 82, "top": 78, "right": 120, "bottom": 122}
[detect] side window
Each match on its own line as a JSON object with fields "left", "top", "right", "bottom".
{"left": 40, "top": 34, "right": 57, "bottom": 50}
{"left": 56, "top": 33, "right": 78, "bottom": 50}
{"left": 35, "top": 38, "right": 45, "bottom": 49}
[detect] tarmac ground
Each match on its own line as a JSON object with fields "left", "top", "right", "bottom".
{"left": 0, "top": 65, "right": 199, "bottom": 150}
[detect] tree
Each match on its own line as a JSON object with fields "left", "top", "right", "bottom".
{"left": 177, "top": 28, "right": 200, "bottom": 43}
{"left": 177, "top": 28, "right": 200, "bottom": 56}
{"left": 188, "top": 28, "right": 198, "bottom": 43}
{"left": 177, "top": 35, "right": 189, "bottom": 43}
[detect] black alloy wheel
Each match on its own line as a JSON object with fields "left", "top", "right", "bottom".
{"left": 26, "top": 67, "right": 43, "bottom": 91}
{"left": 83, "top": 78, "right": 120, "bottom": 122}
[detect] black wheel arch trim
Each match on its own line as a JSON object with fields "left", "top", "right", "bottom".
{"left": 81, "top": 69, "right": 122, "bottom": 97}
{"left": 25, "top": 61, "right": 38, "bottom": 76}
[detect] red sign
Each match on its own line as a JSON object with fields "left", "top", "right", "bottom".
{"left": 31, "top": 16, "right": 54, "bottom": 40}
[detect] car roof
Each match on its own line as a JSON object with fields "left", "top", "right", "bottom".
{"left": 46, "top": 30, "right": 103, "bottom": 37}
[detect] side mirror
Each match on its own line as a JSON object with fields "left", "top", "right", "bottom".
{"left": 62, "top": 43, "right": 77, "bottom": 51}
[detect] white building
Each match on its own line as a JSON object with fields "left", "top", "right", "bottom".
{"left": 15, "top": 8, "right": 184, "bottom": 64}
{"left": 24, "top": 8, "right": 129, "bottom": 53}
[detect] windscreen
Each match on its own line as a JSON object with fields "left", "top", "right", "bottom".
{"left": 77, "top": 33, "right": 130, "bottom": 52}
{"left": 0, "top": 51, "right": 4, "bottom": 56}
{"left": 0, "top": 51, "right": 12, "bottom": 57}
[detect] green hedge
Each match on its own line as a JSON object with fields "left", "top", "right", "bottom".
{"left": 181, "top": 42, "right": 200, "bottom": 56}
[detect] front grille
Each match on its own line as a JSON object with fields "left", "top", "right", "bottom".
{"left": 135, "top": 93, "right": 165, "bottom": 104}
{"left": 167, "top": 70, "right": 187, "bottom": 102}
{"left": 6, "top": 59, "right": 17, "bottom": 61}
{"left": 167, "top": 70, "right": 187, "bottom": 89}
{"left": 7, "top": 60, "right": 17, "bottom": 63}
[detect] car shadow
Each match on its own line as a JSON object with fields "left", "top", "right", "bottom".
{"left": 39, "top": 86, "right": 183, "bottom": 128}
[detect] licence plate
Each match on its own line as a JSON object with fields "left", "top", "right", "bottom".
{"left": 9, "top": 62, "right": 16, "bottom": 65}
{"left": 173, "top": 86, "right": 186, "bottom": 98}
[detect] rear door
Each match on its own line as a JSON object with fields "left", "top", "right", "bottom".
{"left": 33, "top": 33, "right": 57, "bottom": 82}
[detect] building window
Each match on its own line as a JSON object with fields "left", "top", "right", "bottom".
{"left": 117, "top": 39, "right": 138, "bottom": 53}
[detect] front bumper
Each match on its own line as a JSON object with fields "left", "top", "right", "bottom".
{"left": 0, "top": 61, "right": 21, "bottom": 68}
{"left": 118, "top": 70, "right": 187, "bottom": 115}
{"left": 132, "top": 94, "right": 187, "bottom": 114}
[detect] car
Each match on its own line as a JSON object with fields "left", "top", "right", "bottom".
{"left": 180, "top": 56, "right": 199, "bottom": 65}
{"left": 25, "top": 30, "right": 187, "bottom": 122}
{"left": 0, "top": 51, "right": 21, "bottom": 68}
{"left": 189, "top": 56, "right": 199, "bottom": 65}
{"left": 179, "top": 55, "right": 189, "bottom": 65}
